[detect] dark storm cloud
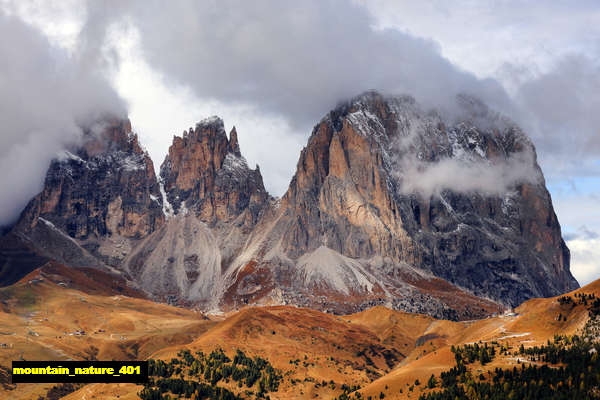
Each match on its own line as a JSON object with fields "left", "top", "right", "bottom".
{"left": 2, "top": 0, "right": 598, "bottom": 225}
{"left": 0, "top": 13, "right": 126, "bottom": 226}
{"left": 97, "top": 1, "right": 598, "bottom": 180}
{"left": 84, "top": 0, "right": 514, "bottom": 130}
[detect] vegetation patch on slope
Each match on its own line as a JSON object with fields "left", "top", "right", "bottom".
{"left": 139, "top": 348, "right": 282, "bottom": 400}
{"left": 419, "top": 297, "right": 600, "bottom": 400}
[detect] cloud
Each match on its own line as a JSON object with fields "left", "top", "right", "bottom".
{"left": 564, "top": 225, "right": 600, "bottom": 241}
{"left": 383, "top": 95, "right": 541, "bottom": 198}
{"left": 0, "top": 12, "right": 126, "bottom": 226}
{"left": 567, "top": 238, "right": 600, "bottom": 285}
{"left": 512, "top": 55, "right": 600, "bottom": 178}
{"left": 393, "top": 151, "right": 540, "bottom": 198}
{"left": 360, "top": 0, "right": 600, "bottom": 80}
{"left": 357, "top": 1, "right": 600, "bottom": 181}
{"left": 77, "top": 0, "right": 513, "bottom": 131}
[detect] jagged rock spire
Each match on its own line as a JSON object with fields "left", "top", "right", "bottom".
{"left": 228, "top": 126, "right": 241, "bottom": 156}
{"left": 160, "top": 117, "right": 268, "bottom": 225}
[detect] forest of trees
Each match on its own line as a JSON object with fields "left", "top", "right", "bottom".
{"left": 139, "top": 348, "right": 282, "bottom": 400}
{"left": 451, "top": 342, "right": 497, "bottom": 366}
{"left": 558, "top": 292, "right": 600, "bottom": 319}
{"left": 420, "top": 323, "right": 600, "bottom": 399}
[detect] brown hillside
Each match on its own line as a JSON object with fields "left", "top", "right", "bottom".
{"left": 3, "top": 270, "right": 598, "bottom": 399}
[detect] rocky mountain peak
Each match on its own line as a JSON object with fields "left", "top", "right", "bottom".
{"left": 228, "top": 126, "right": 241, "bottom": 156}
{"left": 274, "top": 91, "right": 577, "bottom": 308}
{"left": 3, "top": 92, "right": 579, "bottom": 318}
{"left": 12, "top": 117, "right": 164, "bottom": 269}
{"left": 80, "top": 118, "right": 139, "bottom": 156}
{"left": 160, "top": 117, "right": 268, "bottom": 226}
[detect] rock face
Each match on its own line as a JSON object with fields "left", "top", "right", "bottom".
{"left": 221, "top": 92, "right": 578, "bottom": 315}
{"left": 160, "top": 117, "right": 269, "bottom": 228}
{"left": 119, "top": 117, "right": 271, "bottom": 307}
{"left": 12, "top": 118, "right": 164, "bottom": 270}
{"left": 298, "top": 93, "right": 577, "bottom": 305}
{"left": 2, "top": 93, "right": 579, "bottom": 319}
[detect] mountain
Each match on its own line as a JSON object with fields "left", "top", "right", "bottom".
{"left": 159, "top": 118, "right": 269, "bottom": 226}
{"left": 218, "top": 91, "right": 577, "bottom": 316}
{"left": 229, "top": 92, "right": 577, "bottom": 311}
{"left": 122, "top": 118, "right": 270, "bottom": 308}
{"left": 10, "top": 119, "right": 164, "bottom": 276}
{"left": 3, "top": 91, "right": 578, "bottom": 319}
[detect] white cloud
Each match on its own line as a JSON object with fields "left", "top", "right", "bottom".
{"left": 394, "top": 152, "right": 539, "bottom": 198}
{"left": 359, "top": 0, "right": 600, "bottom": 80}
{"left": 0, "top": 12, "right": 125, "bottom": 226}
{"left": 109, "top": 23, "right": 305, "bottom": 196}
{"left": 567, "top": 238, "right": 600, "bottom": 286}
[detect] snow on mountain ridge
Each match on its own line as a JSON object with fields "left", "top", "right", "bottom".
{"left": 331, "top": 92, "right": 540, "bottom": 198}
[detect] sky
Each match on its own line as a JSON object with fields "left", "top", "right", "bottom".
{"left": 0, "top": 0, "right": 598, "bottom": 285}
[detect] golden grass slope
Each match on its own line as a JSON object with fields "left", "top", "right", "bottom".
{"left": 0, "top": 263, "right": 214, "bottom": 399}
{"left": 358, "top": 280, "right": 599, "bottom": 399}
{"left": 1, "top": 263, "right": 598, "bottom": 400}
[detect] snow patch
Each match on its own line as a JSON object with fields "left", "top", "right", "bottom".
{"left": 501, "top": 190, "right": 518, "bottom": 216}
{"left": 221, "top": 153, "right": 250, "bottom": 181}
{"left": 39, "top": 217, "right": 56, "bottom": 229}
{"left": 197, "top": 115, "right": 221, "bottom": 126}
{"left": 158, "top": 180, "right": 174, "bottom": 218}
{"left": 474, "top": 143, "right": 487, "bottom": 158}
{"left": 58, "top": 150, "right": 85, "bottom": 163}
{"left": 346, "top": 109, "right": 386, "bottom": 139}
{"left": 119, "top": 154, "right": 145, "bottom": 171}
{"left": 179, "top": 201, "right": 189, "bottom": 216}
{"left": 193, "top": 116, "right": 225, "bottom": 135}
